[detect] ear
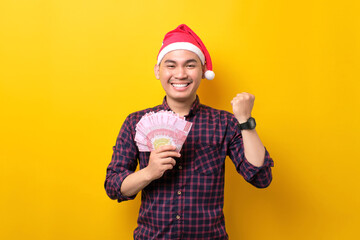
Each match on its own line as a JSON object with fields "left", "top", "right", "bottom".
{"left": 202, "top": 64, "right": 207, "bottom": 79}
{"left": 154, "top": 64, "right": 160, "bottom": 80}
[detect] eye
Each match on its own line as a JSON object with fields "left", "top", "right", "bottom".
{"left": 167, "top": 65, "right": 175, "bottom": 69}
{"left": 187, "top": 64, "right": 195, "bottom": 68}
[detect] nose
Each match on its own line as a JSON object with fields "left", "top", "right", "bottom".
{"left": 174, "top": 66, "right": 188, "bottom": 79}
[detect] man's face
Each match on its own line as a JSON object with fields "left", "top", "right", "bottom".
{"left": 154, "top": 50, "right": 204, "bottom": 104}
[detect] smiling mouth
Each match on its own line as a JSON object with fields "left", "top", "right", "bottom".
{"left": 171, "top": 83, "right": 190, "bottom": 88}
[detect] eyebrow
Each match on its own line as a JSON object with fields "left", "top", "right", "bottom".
{"left": 164, "top": 59, "right": 199, "bottom": 64}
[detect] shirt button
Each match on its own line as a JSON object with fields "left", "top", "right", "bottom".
{"left": 177, "top": 191, "right": 182, "bottom": 195}
{"left": 176, "top": 215, "right": 181, "bottom": 220}
{"left": 178, "top": 165, "right": 183, "bottom": 170}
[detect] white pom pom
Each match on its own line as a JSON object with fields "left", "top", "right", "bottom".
{"left": 204, "top": 70, "right": 215, "bottom": 80}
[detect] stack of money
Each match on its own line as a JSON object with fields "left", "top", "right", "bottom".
{"left": 135, "top": 110, "right": 192, "bottom": 152}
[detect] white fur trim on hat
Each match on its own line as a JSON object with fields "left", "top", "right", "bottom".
{"left": 157, "top": 42, "right": 205, "bottom": 65}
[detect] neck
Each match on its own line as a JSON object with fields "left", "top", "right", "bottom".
{"left": 166, "top": 96, "right": 196, "bottom": 117}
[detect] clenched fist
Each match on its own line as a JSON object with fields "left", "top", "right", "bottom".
{"left": 231, "top": 92, "right": 255, "bottom": 123}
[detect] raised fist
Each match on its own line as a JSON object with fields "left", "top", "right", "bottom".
{"left": 231, "top": 92, "right": 255, "bottom": 123}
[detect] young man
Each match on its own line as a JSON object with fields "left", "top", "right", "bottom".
{"left": 105, "top": 24, "right": 274, "bottom": 239}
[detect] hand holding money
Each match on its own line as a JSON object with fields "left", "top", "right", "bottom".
{"left": 231, "top": 92, "right": 255, "bottom": 123}
{"left": 145, "top": 145, "right": 180, "bottom": 181}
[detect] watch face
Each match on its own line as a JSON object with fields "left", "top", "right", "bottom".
{"left": 248, "top": 118, "right": 256, "bottom": 129}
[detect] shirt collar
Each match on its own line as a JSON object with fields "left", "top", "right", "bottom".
{"left": 161, "top": 95, "right": 201, "bottom": 117}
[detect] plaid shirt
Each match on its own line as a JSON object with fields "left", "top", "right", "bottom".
{"left": 105, "top": 96, "right": 274, "bottom": 240}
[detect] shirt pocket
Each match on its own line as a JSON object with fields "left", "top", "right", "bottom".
{"left": 194, "top": 144, "right": 223, "bottom": 176}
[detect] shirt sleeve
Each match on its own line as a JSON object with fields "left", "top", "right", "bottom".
{"left": 227, "top": 117, "right": 274, "bottom": 188}
{"left": 104, "top": 114, "right": 139, "bottom": 202}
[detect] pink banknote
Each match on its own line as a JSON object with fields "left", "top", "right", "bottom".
{"left": 135, "top": 110, "right": 192, "bottom": 152}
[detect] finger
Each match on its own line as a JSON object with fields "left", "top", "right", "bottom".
{"left": 158, "top": 151, "right": 181, "bottom": 159}
{"left": 155, "top": 144, "right": 177, "bottom": 153}
{"left": 162, "top": 157, "right": 177, "bottom": 166}
{"left": 162, "top": 163, "right": 175, "bottom": 171}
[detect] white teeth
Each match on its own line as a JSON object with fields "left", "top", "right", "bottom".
{"left": 172, "top": 83, "right": 189, "bottom": 87}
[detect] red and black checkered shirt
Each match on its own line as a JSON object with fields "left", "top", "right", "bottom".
{"left": 105, "top": 96, "right": 274, "bottom": 239}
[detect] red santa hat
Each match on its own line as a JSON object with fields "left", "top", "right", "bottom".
{"left": 157, "top": 24, "right": 215, "bottom": 80}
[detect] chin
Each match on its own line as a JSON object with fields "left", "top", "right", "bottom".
{"left": 168, "top": 93, "right": 196, "bottom": 102}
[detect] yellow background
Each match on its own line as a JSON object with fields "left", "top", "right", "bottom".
{"left": 1, "top": 0, "right": 359, "bottom": 239}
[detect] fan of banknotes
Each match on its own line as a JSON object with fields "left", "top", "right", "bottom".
{"left": 135, "top": 110, "right": 192, "bottom": 152}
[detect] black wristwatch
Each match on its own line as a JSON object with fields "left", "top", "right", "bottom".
{"left": 238, "top": 117, "right": 256, "bottom": 130}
